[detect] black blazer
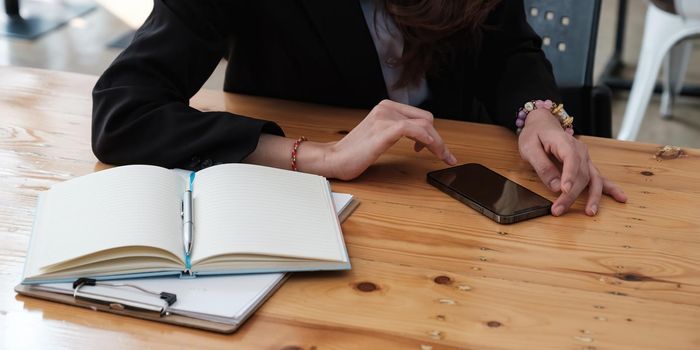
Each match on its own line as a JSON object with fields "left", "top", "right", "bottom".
{"left": 92, "top": 0, "right": 561, "bottom": 170}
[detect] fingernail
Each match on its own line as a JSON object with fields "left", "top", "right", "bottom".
{"left": 562, "top": 181, "right": 572, "bottom": 193}
{"left": 552, "top": 205, "right": 563, "bottom": 216}
{"left": 589, "top": 204, "right": 598, "bottom": 216}
{"left": 549, "top": 178, "right": 561, "bottom": 191}
{"left": 448, "top": 154, "right": 458, "bottom": 165}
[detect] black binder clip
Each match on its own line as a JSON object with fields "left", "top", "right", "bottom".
{"left": 71, "top": 277, "right": 178, "bottom": 312}
{"left": 159, "top": 292, "right": 177, "bottom": 306}
{"left": 72, "top": 277, "right": 97, "bottom": 289}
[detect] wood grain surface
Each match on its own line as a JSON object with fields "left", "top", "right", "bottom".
{"left": 1, "top": 66, "right": 699, "bottom": 349}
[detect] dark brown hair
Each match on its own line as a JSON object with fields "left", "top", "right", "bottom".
{"left": 382, "top": 0, "right": 502, "bottom": 87}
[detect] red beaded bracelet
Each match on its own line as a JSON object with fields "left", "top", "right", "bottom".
{"left": 516, "top": 99, "right": 574, "bottom": 135}
{"left": 291, "top": 136, "right": 307, "bottom": 171}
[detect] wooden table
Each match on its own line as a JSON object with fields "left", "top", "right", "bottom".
{"left": 1, "top": 67, "right": 699, "bottom": 349}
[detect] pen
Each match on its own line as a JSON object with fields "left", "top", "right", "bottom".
{"left": 183, "top": 190, "right": 193, "bottom": 259}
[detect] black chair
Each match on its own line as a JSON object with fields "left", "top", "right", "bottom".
{"left": 523, "top": 0, "right": 613, "bottom": 137}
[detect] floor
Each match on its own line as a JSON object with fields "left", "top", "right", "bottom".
{"left": 1, "top": 0, "right": 698, "bottom": 148}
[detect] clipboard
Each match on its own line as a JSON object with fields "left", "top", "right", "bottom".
{"left": 15, "top": 197, "right": 359, "bottom": 334}
{"left": 15, "top": 277, "right": 288, "bottom": 333}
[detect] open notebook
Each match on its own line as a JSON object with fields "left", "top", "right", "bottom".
{"left": 16, "top": 193, "right": 358, "bottom": 333}
{"left": 22, "top": 164, "right": 351, "bottom": 284}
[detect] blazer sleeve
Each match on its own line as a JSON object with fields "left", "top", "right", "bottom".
{"left": 91, "top": 0, "right": 283, "bottom": 170}
{"left": 474, "top": 0, "right": 562, "bottom": 131}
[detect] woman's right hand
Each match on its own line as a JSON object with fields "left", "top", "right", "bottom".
{"left": 246, "top": 100, "right": 456, "bottom": 180}
{"left": 320, "top": 99, "right": 458, "bottom": 180}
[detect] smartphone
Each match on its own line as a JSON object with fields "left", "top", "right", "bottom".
{"left": 427, "top": 163, "right": 552, "bottom": 224}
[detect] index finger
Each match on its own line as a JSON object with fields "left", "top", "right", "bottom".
{"left": 408, "top": 119, "right": 457, "bottom": 165}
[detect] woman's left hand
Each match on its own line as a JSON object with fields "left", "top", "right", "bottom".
{"left": 517, "top": 109, "right": 628, "bottom": 216}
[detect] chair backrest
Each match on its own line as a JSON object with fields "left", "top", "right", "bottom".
{"left": 522, "top": 0, "right": 601, "bottom": 88}
{"left": 523, "top": 0, "right": 611, "bottom": 138}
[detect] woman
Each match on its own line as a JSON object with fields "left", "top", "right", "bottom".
{"left": 92, "top": 0, "right": 627, "bottom": 216}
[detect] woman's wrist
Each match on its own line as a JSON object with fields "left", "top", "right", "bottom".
{"left": 244, "top": 134, "right": 335, "bottom": 177}
{"left": 524, "top": 108, "right": 558, "bottom": 128}
{"left": 516, "top": 99, "right": 574, "bottom": 136}
{"left": 295, "top": 140, "right": 336, "bottom": 178}
{"left": 523, "top": 109, "right": 564, "bottom": 131}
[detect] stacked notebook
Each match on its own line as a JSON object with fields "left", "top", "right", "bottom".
{"left": 16, "top": 164, "right": 358, "bottom": 333}
{"left": 22, "top": 164, "right": 351, "bottom": 283}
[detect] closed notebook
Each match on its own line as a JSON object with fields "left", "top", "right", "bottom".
{"left": 22, "top": 164, "right": 351, "bottom": 284}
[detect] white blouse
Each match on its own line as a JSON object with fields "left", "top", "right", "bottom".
{"left": 359, "top": 0, "right": 430, "bottom": 106}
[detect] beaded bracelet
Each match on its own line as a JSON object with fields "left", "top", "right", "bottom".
{"left": 291, "top": 136, "right": 308, "bottom": 171}
{"left": 516, "top": 99, "right": 574, "bottom": 136}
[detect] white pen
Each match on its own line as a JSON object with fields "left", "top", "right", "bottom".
{"left": 182, "top": 190, "right": 193, "bottom": 258}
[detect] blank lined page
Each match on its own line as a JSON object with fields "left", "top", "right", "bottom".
{"left": 191, "top": 164, "right": 344, "bottom": 264}
{"left": 30, "top": 165, "right": 186, "bottom": 270}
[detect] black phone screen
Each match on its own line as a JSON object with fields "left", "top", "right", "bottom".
{"left": 427, "top": 163, "right": 552, "bottom": 221}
